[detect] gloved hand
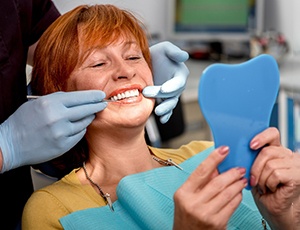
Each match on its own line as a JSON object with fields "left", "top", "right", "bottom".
{"left": 0, "top": 90, "right": 107, "bottom": 173}
{"left": 142, "top": 41, "right": 189, "bottom": 124}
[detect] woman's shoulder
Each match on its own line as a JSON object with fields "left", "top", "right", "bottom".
{"left": 23, "top": 168, "right": 103, "bottom": 229}
{"left": 24, "top": 169, "right": 81, "bottom": 210}
{"left": 149, "top": 140, "right": 214, "bottom": 164}
{"left": 24, "top": 169, "right": 92, "bottom": 214}
{"left": 179, "top": 140, "right": 214, "bottom": 152}
{"left": 36, "top": 168, "right": 81, "bottom": 195}
{"left": 22, "top": 172, "right": 75, "bottom": 230}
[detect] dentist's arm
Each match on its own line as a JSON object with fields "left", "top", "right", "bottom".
{"left": 0, "top": 90, "right": 107, "bottom": 173}
{"left": 143, "top": 41, "right": 189, "bottom": 124}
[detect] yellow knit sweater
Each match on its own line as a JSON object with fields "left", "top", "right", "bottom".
{"left": 22, "top": 141, "right": 213, "bottom": 230}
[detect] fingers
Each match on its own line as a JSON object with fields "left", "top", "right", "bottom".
{"left": 68, "top": 114, "right": 96, "bottom": 136}
{"left": 42, "top": 114, "right": 94, "bottom": 155}
{"left": 142, "top": 87, "right": 179, "bottom": 124}
{"left": 47, "top": 90, "right": 106, "bottom": 107}
{"left": 250, "top": 147, "right": 293, "bottom": 193}
{"left": 154, "top": 97, "right": 178, "bottom": 116}
{"left": 211, "top": 180, "right": 245, "bottom": 222}
{"left": 142, "top": 77, "right": 185, "bottom": 98}
{"left": 174, "top": 146, "right": 246, "bottom": 229}
{"left": 38, "top": 91, "right": 107, "bottom": 122}
{"left": 251, "top": 145, "right": 287, "bottom": 180}
{"left": 254, "top": 154, "right": 292, "bottom": 193}
{"left": 250, "top": 144, "right": 294, "bottom": 192}
{"left": 67, "top": 102, "right": 107, "bottom": 121}
{"left": 198, "top": 167, "right": 247, "bottom": 203}
{"left": 153, "top": 41, "right": 189, "bottom": 62}
{"left": 264, "top": 168, "right": 293, "bottom": 193}
{"left": 174, "top": 183, "right": 244, "bottom": 230}
{"left": 159, "top": 112, "right": 172, "bottom": 124}
{"left": 144, "top": 43, "right": 190, "bottom": 97}
{"left": 250, "top": 127, "right": 289, "bottom": 188}
{"left": 160, "top": 64, "right": 189, "bottom": 94}
{"left": 63, "top": 129, "right": 86, "bottom": 148}
{"left": 250, "top": 127, "right": 281, "bottom": 150}
{"left": 182, "top": 146, "right": 230, "bottom": 191}
{"left": 142, "top": 85, "right": 181, "bottom": 98}
{"left": 146, "top": 63, "right": 189, "bottom": 95}
{"left": 167, "top": 46, "right": 189, "bottom": 62}
{"left": 142, "top": 86, "right": 162, "bottom": 98}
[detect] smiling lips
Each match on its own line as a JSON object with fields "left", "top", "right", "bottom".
{"left": 109, "top": 89, "right": 139, "bottom": 102}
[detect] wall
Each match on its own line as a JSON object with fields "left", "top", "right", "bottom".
{"left": 52, "top": 0, "right": 168, "bottom": 41}
{"left": 264, "top": 0, "right": 300, "bottom": 55}
{"left": 52, "top": 0, "right": 300, "bottom": 55}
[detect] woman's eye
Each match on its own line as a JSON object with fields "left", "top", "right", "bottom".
{"left": 128, "top": 56, "right": 141, "bottom": 61}
{"left": 91, "top": 62, "right": 105, "bottom": 68}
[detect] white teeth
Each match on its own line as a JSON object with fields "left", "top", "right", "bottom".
{"left": 110, "top": 89, "right": 139, "bottom": 101}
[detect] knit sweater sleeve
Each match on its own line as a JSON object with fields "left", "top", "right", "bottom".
{"left": 22, "top": 189, "right": 68, "bottom": 230}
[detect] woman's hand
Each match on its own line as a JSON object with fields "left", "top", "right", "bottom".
{"left": 250, "top": 127, "right": 300, "bottom": 229}
{"left": 173, "top": 146, "right": 248, "bottom": 230}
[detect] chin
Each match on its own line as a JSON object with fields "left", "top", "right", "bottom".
{"left": 93, "top": 107, "right": 151, "bottom": 127}
{"left": 126, "top": 109, "right": 152, "bottom": 122}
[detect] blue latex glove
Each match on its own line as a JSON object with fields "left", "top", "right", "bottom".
{"left": 142, "top": 41, "right": 189, "bottom": 124}
{"left": 0, "top": 90, "right": 107, "bottom": 173}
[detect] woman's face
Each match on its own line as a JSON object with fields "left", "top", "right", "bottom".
{"left": 67, "top": 37, "right": 155, "bottom": 129}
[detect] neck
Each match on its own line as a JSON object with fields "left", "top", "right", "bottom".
{"left": 81, "top": 129, "right": 159, "bottom": 186}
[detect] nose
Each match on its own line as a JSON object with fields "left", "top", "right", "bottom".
{"left": 112, "top": 59, "right": 136, "bottom": 81}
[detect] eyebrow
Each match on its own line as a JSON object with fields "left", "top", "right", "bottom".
{"left": 122, "top": 40, "right": 138, "bottom": 48}
{"left": 80, "top": 40, "right": 140, "bottom": 68}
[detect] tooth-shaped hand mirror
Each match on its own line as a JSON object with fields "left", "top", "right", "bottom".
{"left": 198, "top": 54, "right": 279, "bottom": 189}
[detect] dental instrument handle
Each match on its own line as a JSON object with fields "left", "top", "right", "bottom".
{"left": 27, "top": 95, "right": 112, "bottom": 102}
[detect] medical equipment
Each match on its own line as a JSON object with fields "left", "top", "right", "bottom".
{"left": 27, "top": 95, "right": 113, "bottom": 102}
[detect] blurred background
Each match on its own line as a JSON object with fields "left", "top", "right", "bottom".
{"left": 48, "top": 0, "right": 300, "bottom": 149}
{"left": 48, "top": 0, "right": 300, "bottom": 151}
{"left": 31, "top": 0, "right": 300, "bottom": 190}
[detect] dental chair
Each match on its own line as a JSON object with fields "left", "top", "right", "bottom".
{"left": 145, "top": 97, "right": 185, "bottom": 147}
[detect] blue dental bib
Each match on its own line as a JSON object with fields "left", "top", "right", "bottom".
{"left": 60, "top": 147, "right": 265, "bottom": 230}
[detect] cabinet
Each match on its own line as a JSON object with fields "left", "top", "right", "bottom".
{"left": 278, "top": 56, "right": 300, "bottom": 150}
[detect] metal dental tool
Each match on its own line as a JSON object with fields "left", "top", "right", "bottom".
{"left": 26, "top": 95, "right": 40, "bottom": 100}
{"left": 27, "top": 95, "right": 113, "bottom": 102}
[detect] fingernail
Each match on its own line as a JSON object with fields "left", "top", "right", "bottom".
{"left": 219, "top": 146, "right": 229, "bottom": 155}
{"left": 250, "top": 140, "right": 259, "bottom": 149}
{"left": 241, "top": 178, "right": 248, "bottom": 187}
{"left": 250, "top": 175, "right": 257, "bottom": 187}
{"left": 237, "top": 167, "right": 246, "bottom": 176}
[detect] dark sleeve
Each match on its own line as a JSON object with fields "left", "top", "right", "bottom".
{"left": 30, "top": 0, "right": 60, "bottom": 45}
{"left": 0, "top": 0, "right": 60, "bottom": 121}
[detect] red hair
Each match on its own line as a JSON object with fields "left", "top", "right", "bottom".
{"left": 30, "top": 4, "right": 152, "bottom": 177}
{"left": 31, "top": 4, "right": 151, "bottom": 95}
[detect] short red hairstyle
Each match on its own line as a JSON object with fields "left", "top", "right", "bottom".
{"left": 31, "top": 4, "right": 151, "bottom": 95}
{"left": 30, "top": 4, "right": 152, "bottom": 177}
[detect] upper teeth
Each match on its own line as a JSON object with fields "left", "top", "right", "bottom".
{"left": 110, "top": 89, "right": 139, "bottom": 101}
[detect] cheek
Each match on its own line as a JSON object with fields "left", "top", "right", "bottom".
{"left": 148, "top": 97, "right": 155, "bottom": 109}
{"left": 148, "top": 76, "right": 154, "bottom": 86}
{"left": 143, "top": 69, "right": 154, "bottom": 86}
{"left": 67, "top": 74, "right": 106, "bottom": 91}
